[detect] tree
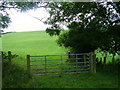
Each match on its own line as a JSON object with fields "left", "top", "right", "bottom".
{"left": 45, "top": 2, "right": 120, "bottom": 54}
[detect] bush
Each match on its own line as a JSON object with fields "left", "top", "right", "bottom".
{"left": 2, "top": 60, "right": 33, "bottom": 88}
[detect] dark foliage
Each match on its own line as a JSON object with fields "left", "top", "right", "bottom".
{"left": 2, "top": 52, "right": 18, "bottom": 60}
{"left": 45, "top": 2, "right": 120, "bottom": 54}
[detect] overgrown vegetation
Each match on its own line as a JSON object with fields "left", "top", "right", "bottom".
{"left": 2, "top": 60, "right": 33, "bottom": 88}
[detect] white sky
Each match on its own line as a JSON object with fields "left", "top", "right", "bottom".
{"left": 3, "top": 8, "right": 50, "bottom": 32}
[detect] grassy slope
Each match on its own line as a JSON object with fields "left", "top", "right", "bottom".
{"left": 2, "top": 31, "right": 119, "bottom": 88}
{"left": 2, "top": 31, "right": 67, "bottom": 66}
{"left": 2, "top": 31, "right": 67, "bottom": 55}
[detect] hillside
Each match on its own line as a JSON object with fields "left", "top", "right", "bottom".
{"left": 2, "top": 31, "right": 67, "bottom": 56}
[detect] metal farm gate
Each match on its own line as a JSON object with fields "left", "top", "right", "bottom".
{"left": 27, "top": 52, "right": 96, "bottom": 75}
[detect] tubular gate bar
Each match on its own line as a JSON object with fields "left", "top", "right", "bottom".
{"left": 27, "top": 53, "right": 96, "bottom": 75}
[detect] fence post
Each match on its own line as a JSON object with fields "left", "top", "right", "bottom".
{"left": 8, "top": 51, "right": 12, "bottom": 62}
{"left": 27, "top": 55, "right": 30, "bottom": 72}
{"left": 90, "top": 52, "right": 93, "bottom": 73}
{"left": 90, "top": 52, "right": 96, "bottom": 73}
{"left": 75, "top": 54, "right": 80, "bottom": 74}
{"left": 93, "top": 53, "right": 96, "bottom": 73}
{"left": 84, "top": 54, "right": 86, "bottom": 66}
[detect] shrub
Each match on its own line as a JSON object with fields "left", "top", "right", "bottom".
{"left": 2, "top": 60, "right": 33, "bottom": 88}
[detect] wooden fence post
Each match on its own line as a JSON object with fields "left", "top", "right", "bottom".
{"left": 84, "top": 54, "right": 86, "bottom": 66}
{"left": 8, "top": 51, "right": 11, "bottom": 62}
{"left": 27, "top": 55, "right": 30, "bottom": 72}
{"left": 76, "top": 54, "right": 78, "bottom": 73}
{"left": 90, "top": 52, "right": 96, "bottom": 73}
{"left": 90, "top": 52, "right": 93, "bottom": 73}
{"left": 93, "top": 53, "right": 96, "bottom": 73}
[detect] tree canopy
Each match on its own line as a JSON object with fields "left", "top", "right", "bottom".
{"left": 45, "top": 2, "right": 120, "bottom": 54}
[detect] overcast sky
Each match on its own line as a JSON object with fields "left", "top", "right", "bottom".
{"left": 3, "top": 8, "right": 50, "bottom": 32}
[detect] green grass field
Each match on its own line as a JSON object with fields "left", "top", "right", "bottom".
{"left": 2, "top": 31, "right": 67, "bottom": 67}
{"left": 2, "top": 31, "right": 67, "bottom": 55}
{"left": 2, "top": 31, "right": 119, "bottom": 88}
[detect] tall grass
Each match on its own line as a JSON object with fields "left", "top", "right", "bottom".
{"left": 2, "top": 60, "right": 33, "bottom": 88}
